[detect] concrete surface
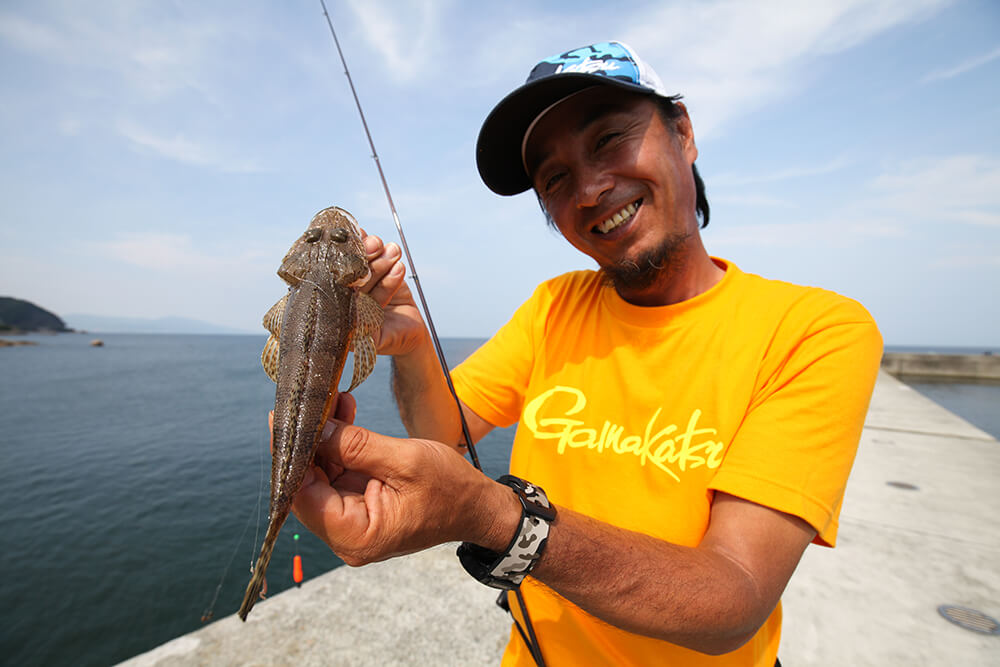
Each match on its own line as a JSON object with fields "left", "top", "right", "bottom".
{"left": 881, "top": 352, "right": 1000, "bottom": 380}
{"left": 780, "top": 371, "right": 999, "bottom": 665}
{"left": 120, "top": 371, "right": 999, "bottom": 666}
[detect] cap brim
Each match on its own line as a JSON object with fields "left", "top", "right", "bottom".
{"left": 476, "top": 74, "right": 653, "bottom": 196}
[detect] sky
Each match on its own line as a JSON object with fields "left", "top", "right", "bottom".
{"left": 0, "top": 0, "right": 998, "bottom": 346}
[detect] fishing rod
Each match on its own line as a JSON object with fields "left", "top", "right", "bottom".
{"left": 318, "top": 0, "right": 480, "bottom": 471}
{"left": 317, "top": 5, "right": 547, "bottom": 666}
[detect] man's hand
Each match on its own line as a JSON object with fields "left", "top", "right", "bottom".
{"left": 289, "top": 416, "right": 518, "bottom": 567}
{"left": 360, "top": 233, "right": 429, "bottom": 357}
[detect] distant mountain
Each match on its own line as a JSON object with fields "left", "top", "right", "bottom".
{"left": 64, "top": 314, "right": 256, "bottom": 335}
{"left": 0, "top": 297, "right": 71, "bottom": 332}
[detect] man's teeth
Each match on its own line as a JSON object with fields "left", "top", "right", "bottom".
{"left": 596, "top": 201, "right": 639, "bottom": 234}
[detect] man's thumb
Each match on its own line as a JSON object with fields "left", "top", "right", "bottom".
{"left": 323, "top": 421, "right": 399, "bottom": 473}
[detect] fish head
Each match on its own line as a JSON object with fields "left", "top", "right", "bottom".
{"left": 278, "top": 207, "right": 371, "bottom": 288}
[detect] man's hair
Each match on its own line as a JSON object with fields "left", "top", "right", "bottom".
{"left": 535, "top": 94, "right": 710, "bottom": 229}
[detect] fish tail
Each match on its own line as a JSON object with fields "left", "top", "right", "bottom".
{"left": 237, "top": 519, "right": 282, "bottom": 621}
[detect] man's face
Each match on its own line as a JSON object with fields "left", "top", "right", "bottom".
{"left": 524, "top": 87, "right": 701, "bottom": 301}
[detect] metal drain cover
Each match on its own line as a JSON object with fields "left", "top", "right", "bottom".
{"left": 937, "top": 605, "right": 1000, "bottom": 635}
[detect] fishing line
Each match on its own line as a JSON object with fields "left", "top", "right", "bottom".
{"left": 318, "top": 5, "right": 544, "bottom": 665}
{"left": 318, "top": 0, "right": 480, "bottom": 471}
{"left": 201, "top": 425, "right": 268, "bottom": 622}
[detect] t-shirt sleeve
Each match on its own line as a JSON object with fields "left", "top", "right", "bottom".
{"left": 451, "top": 285, "right": 545, "bottom": 428}
{"left": 708, "top": 296, "right": 883, "bottom": 547}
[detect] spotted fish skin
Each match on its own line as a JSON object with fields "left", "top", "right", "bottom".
{"left": 238, "top": 207, "right": 382, "bottom": 621}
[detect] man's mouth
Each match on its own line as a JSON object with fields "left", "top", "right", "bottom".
{"left": 595, "top": 200, "right": 641, "bottom": 234}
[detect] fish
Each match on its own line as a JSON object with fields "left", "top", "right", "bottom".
{"left": 237, "top": 206, "right": 383, "bottom": 621}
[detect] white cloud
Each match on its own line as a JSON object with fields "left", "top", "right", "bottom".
{"left": 711, "top": 193, "right": 797, "bottom": 208}
{"left": 713, "top": 152, "right": 1000, "bottom": 248}
{"left": 117, "top": 120, "right": 266, "bottom": 173}
{"left": 90, "top": 232, "right": 271, "bottom": 276}
{"left": 713, "top": 156, "right": 853, "bottom": 187}
{"left": 931, "top": 253, "right": 1000, "bottom": 269}
{"left": 0, "top": 6, "right": 218, "bottom": 102}
{"left": 710, "top": 217, "right": 906, "bottom": 248}
{"left": 869, "top": 155, "right": 1000, "bottom": 227}
{"left": 345, "top": 0, "right": 446, "bottom": 82}
{"left": 0, "top": 12, "right": 62, "bottom": 53}
{"left": 622, "top": 0, "right": 952, "bottom": 138}
{"left": 922, "top": 45, "right": 1000, "bottom": 83}
{"left": 57, "top": 117, "right": 83, "bottom": 136}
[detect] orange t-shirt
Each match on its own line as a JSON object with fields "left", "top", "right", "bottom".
{"left": 451, "top": 260, "right": 882, "bottom": 666}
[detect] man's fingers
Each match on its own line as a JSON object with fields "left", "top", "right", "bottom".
{"left": 334, "top": 392, "right": 357, "bottom": 424}
{"left": 362, "top": 236, "right": 406, "bottom": 307}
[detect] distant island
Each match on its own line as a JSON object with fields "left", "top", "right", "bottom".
{"left": 1, "top": 299, "right": 256, "bottom": 337}
{"left": 0, "top": 296, "right": 71, "bottom": 334}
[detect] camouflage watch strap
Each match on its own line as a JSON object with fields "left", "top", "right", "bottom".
{"left": 457, "top": 475, "right": 557, "bottom": 590}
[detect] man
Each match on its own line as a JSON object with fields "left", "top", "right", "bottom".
{"left": 291, "top": 42, "right": 882, "bottom": 666}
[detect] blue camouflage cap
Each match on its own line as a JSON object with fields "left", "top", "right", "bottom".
{"left": 476, "top": 41, "right": 674, "bottom": 196}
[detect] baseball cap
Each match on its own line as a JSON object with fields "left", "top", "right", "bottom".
{"left": 476, "top": 41, "right": 674, "bottom": 196}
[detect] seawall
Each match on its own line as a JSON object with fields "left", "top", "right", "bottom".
{"left": 882, "top": 352, "right": 1000, "bottom": 380}
{"left": 119, "top": 371, "right": 1000, "bottom": 666}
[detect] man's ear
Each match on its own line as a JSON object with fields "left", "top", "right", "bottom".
{"left": 672, "top": 101, "right": 698, "bottom": 164}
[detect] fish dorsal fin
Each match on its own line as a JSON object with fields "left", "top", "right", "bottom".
{"left": 346, "top": 292, "right": 383, "bottom": 392}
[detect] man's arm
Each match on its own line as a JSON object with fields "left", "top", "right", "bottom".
{"left": 526, "top": 491, "right": 815, "bottom": 654}
{"left": 292, "top": 422, "right": 815, "bottom": 655}
{"left": 361, "top": 234, "right": 494, "bottom": 447}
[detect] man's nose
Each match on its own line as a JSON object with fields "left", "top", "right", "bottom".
{"left": 574, "top": 163, "right": 613, "bottom": 209}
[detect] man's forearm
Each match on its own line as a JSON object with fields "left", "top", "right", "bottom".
{"left": 530, "top": 508, "right": 765, "bottom": 654}
{"left": 473, "top": 489, "right": 813, "bottom": 655}
{"left": 390, "top": 333, "right": 463, "bottom": 444}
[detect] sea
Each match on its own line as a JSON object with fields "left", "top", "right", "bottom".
{"left": 0, "top": 334, "right": 996, "bottom": 666}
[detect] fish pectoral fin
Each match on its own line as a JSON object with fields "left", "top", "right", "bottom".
{"left": 261, "top": 334, "right": 280, "bottom": 383}
{"left": 260, "top": 294, "right": 288, "bottom": 383}
{"left": 346, "top": 292, "right": 383, "bottom": 392}
{"left": 262, "top": 294, "right": 288, "bottom": 337}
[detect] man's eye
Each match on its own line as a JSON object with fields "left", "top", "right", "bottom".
{"left": 596, "top": 132, "right": 620, "bottom": 150}
{"left": 543, "top": 172, "right": 564, "bottom": 192}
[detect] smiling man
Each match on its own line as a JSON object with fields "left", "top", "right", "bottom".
{"left": 291, "top": 42, "right": 883, "bottom": 667}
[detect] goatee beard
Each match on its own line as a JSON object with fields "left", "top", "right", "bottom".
{"left": 600, "top": 232, "right": 691, "bottom": 293}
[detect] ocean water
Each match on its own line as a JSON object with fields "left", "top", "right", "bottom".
{"left": 884, "top": 345, "right": 1000, "bottom": 439}
{"left": 1, "top": 336, "right": 996, "bottom": 667}
{"left": 0, "top": 334, "right": 513, "bottom": 667}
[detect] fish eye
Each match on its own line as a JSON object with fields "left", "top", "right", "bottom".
{"left": 304, "top": 228, "right": 322, "bottom": 243}
{"left": 330, "top": 228, "right": 349, "bottom": 243}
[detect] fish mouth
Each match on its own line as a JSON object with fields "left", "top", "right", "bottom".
{"left": 348, "top": 267, "right": 372, "bottom": 289}
{"left": 594, "top": 199, "right": 641, "bottom": 235}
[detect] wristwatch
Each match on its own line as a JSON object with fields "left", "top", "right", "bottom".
{"left": 457, "top": 475, "right": 557, "bottom": 590}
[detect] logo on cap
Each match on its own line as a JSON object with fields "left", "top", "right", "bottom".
{"left": 528, "top": 42, "right": 642, "bottom": 86}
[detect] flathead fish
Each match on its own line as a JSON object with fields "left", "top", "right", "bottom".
{"left": 237, "top": 207, "right": 382, "bottom": 621}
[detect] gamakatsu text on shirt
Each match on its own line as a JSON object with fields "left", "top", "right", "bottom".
{"left": 522, "top": 385, "right": 725, "bottom": 482}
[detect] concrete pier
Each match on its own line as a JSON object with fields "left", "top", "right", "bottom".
{"left": 881, "top": 352, "right": 1000, "bottom": 380}
{"left": 120, "top": 372, "right": 999, "bottom": 666}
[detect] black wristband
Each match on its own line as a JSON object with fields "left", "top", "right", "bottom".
{"left": 457, "top": 475, "right": 556, "bottom": 590}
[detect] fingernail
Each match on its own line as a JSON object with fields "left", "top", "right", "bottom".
{"left": 364, "top": 236, "right": 381, "bottom": 254}
{"left": 386, "top": 242, "right": 401, "bottom": 258}
{"left": 321, "top": 420, "right": 337, "bottom": 441}
{"left": 303, "top": 467, "right": 316, "bottom": 486}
